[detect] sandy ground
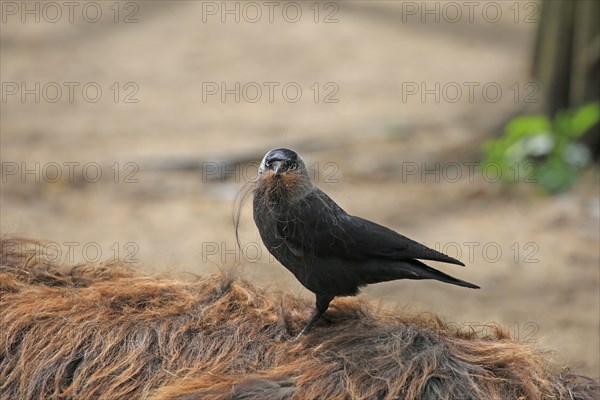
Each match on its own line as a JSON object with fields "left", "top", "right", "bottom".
{"left": 1, "top": 1, "right": 599, "bottom": 377}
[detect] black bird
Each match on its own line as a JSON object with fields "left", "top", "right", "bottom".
{"left": 249, "top": 148, "right": 479, "bottom": 334}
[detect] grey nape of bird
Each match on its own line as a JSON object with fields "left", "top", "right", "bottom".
{"left": 237, "top": 147, "right": 479, "bottom": 335}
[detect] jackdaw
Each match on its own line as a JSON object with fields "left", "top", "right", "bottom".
{"left": 237, "top": 148, "right": 479, "bottom": 335}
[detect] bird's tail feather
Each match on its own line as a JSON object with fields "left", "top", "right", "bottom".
{"left": 404, "top": 259, "right": 480, "bottom": 289}
{"left": 361, "top": 259, "right": 480, "bottom": 289}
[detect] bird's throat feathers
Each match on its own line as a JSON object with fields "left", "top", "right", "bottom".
{"left": 255, "top": 170, "right": 313, "bottom": 207}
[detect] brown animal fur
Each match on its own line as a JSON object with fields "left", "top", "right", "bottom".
{"left": 1, "top": 238, "right": 598, "bottom": 400}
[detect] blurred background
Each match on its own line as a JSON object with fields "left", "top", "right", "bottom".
{"left": 1, "top": 1, "right": 598, "bottom": 377}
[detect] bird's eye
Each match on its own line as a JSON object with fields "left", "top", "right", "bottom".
{"left": 289, "top": 163, "right": 297, "bottom": 170}
{"left": 265, "top": 160, "right": 272, "bottom": 168}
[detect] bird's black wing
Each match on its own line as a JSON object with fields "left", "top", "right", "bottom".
{"left": 278, "top": 189, "right": 465, "bottom": 266}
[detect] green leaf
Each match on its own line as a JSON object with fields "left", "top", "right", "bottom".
{"left": 569, "top": 102, "right": 600, "bottom": 137}
{"left": 537, "top": 158, "right": 576, "bottom": 193}
{"left": 504, "top": 115, "right": 551, "bottom": 141}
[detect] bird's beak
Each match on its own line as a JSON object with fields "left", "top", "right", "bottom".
{"left": 273, "top": 161, "right": 283, "bottom": 176}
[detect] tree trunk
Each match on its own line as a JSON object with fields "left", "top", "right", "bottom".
{"left": 533, "top": 0, "right": 599, "bottom": 155}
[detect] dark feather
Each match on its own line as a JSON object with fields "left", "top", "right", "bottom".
{"left": 276, "top": 189, "right": 465, "bottom": 266}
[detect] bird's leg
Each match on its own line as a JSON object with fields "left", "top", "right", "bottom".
{"left": 298, "top": 310, "right": 323, "bottom": 337}
{"left": 297, "top": 294, "right": 334, "bottom": 336}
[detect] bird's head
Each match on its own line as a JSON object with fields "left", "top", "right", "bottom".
{"left": 258, "top": 148, "right": 309, "bottom": 179}
{"left": 255, "top": 148, "right": 313, "bottom": 202}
